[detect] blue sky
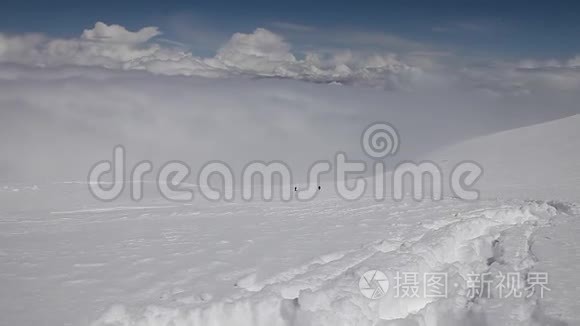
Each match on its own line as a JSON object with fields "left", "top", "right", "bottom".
{"left": 1, "top": 0, "right": 579, "bottom": 59}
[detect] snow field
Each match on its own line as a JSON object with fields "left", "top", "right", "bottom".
{"left": 92, "top": 201, "right": 571, "bottom": 326}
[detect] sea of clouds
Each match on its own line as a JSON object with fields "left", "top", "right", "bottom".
{"left": 0, "top": 22, "right": 579, "bottom": 182}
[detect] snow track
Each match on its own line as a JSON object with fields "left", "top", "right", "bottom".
{"left": 92, "top": 200, "right": 570, "bottom": 326}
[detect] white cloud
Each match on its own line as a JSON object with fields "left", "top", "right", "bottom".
{"left": 81, "top": 22, "right": 161, "bottom": 44}
{"left": 456, "top": 57, "right": 580, "bottom": 94}
{"left": 1, "top": 22, "right": 580, "bottom": 95}
{"left": 0, "top": 22, "right": 420, "bottom": 88}
{"left": 216, "top": 28, "right": 297, "bottom": 74}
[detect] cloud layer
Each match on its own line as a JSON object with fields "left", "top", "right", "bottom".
{"left": 0, "top": 22, "right": 421, "bottom": 88}
{"left": 2, "top": 22, "right": 580, "bottom": 94}
{"left": 1, "top": 22, "right": 580, "bottom": 182}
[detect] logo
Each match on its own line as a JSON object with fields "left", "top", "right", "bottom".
{"left": 88, "top": 122, "right": 483, "bottom": 203}
{"left": 359, "top": 270, "right": 390, "bottom": 299}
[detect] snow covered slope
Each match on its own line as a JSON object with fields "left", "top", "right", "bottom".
{"left": 430, "top": 114, "right": 580, "bottom": 202}
{"left": 1, "top": 115, "right": 579, "bottom": 326}
{"left": 3, "top": 188, "right": 576, "bottom": 326}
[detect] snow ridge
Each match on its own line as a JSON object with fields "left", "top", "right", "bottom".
{"left": 93, "top": 201, "right": 566, "bottom": 326}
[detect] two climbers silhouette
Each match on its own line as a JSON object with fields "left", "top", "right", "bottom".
{"left": 294, "top": 186, "right": 321, "bottom": 191}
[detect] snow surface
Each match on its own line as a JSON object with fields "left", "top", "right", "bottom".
{"left": 430, "top": 114, "right": 580, "bottom": 203}
{"left": 1, "top": 115, "right": 580, "bottom": 326}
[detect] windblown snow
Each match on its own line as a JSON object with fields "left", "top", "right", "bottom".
{"left": 1, "top": 115, "right": 579, "bottom": 326}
